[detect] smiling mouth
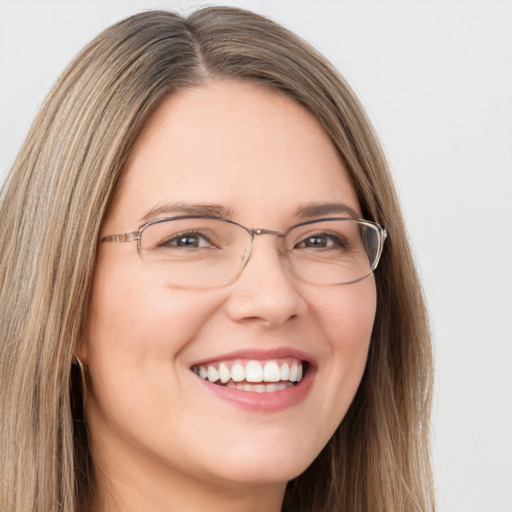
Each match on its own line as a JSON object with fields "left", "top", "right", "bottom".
{"left": 191, "top": 359, "right": 306, "bottom": 393}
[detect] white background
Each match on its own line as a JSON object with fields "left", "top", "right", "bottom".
{"left": 1, "top": 1, "right": 511, "bottom": 511}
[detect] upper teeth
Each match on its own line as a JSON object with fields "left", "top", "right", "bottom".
{"left": 193, "top": 359, "right": 304, "bottom": 384}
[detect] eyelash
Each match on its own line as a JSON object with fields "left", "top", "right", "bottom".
{"left": 159, "top": 231, "right": 215, "bottom": 249}
{"left": 295, "top": 233, "right": 349, "bottom": 250}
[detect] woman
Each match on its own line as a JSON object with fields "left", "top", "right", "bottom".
{"left": 0, "top": 7, "right": 434, "bottom": 512}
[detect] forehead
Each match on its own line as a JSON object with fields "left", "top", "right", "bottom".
{"left": 106, "top": 80, "right": 361, "bottom": 229}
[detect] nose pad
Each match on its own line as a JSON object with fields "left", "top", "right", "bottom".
{"left": 225, "top": 236, "right": 307, "bottom": 327}
{"left": 238, "top": 230, "right": 287, "bottom": 277}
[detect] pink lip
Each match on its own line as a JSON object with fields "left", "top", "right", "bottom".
{"left": 195, "top": 369, "right": 314, "bottom": 412}
{"left": 190, "top": 347, "right": 316, "bottom": 413}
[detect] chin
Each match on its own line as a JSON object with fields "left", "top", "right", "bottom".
{"left": 194, "top": 434, "right": 324, "bottom": 487}
{"left": 206, "top": 460, "right": 307, "bottom": 488}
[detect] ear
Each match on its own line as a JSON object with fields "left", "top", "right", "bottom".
{"left": 73, "top": 340, "right": 88, "bottom": 365}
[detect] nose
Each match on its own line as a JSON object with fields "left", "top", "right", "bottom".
{"left": 224, "top": 235, "right": 307, "bottom": 328}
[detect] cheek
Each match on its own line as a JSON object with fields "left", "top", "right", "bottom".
{"left": 312, "top": 279, "right": 377, "bottom": 351}
{"left": 81, "top": 253, "right": 227, "bottom": 403}
{"left": 308, "top": 280, "right": 376, "bottom": 409}
{"left": 84, "top": 252, "right": 214, "bottom": 354}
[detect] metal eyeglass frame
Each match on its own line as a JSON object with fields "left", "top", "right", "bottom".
{"left": 101, "top": 215, "right": 388, "bottom": 286}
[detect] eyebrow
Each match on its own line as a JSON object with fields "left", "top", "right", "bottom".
{"left": 294, "top": 203, "right": 361, "bottom": 220}
{"left": 139, "top": 202, "right": 234, "bottom": 223}
{"left": 140, "top": 201, "right": 360, "bottom": 224}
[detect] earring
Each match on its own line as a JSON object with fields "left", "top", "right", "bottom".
{"left": 74, "top": 355, "right": 87, "bottom": 396}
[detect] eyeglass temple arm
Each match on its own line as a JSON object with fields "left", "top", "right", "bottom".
{"left": 101, "top": 232, "right": 140, "bottom": 243}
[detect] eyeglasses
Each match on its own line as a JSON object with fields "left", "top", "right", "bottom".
{"left": 101, "top": 216, "right": 387, "bottom": 289}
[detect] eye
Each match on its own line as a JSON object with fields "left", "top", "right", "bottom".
{"left": 295, "top": 232, "right": 348, "bottom": 250}
{"left": 159, "top": 231, "right": 215, "bottom": 249}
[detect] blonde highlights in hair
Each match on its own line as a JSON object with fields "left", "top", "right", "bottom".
{"left": 0, "top": 7, "right": 434, "bottom": 511}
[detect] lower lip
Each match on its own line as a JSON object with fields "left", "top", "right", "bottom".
{"left": 195, "top": 368, "right": 314, "bottom": 412}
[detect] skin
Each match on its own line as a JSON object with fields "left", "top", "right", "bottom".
{"left": 82, "top": 80, "right": 377, "bottom": 512}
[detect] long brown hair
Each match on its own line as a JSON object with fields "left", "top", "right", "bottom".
{"left": 0, "top": 7, "right": 434, "bottom": 511}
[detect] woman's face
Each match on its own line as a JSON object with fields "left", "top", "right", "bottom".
{"left": 83, "top": 80, "right": 376, "bottom": 494}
